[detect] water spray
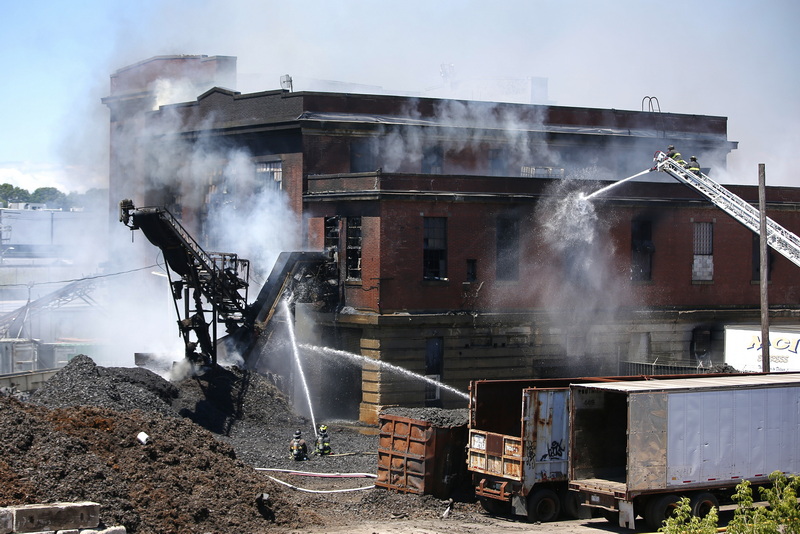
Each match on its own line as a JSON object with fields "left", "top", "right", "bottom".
{"left": 584, "top": 168, "right": 653, "bottom": 200}
{"left": 300, "top": 344, "right": 470, "bottom": 401}
{"left": 282, "top": 300, "right": 318, "bottom": 436}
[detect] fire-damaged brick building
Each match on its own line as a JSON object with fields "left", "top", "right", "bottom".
{"left": 104, "top": 56, "right": 800, "bottom": 423}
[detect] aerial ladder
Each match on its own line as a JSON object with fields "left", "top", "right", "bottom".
{"left": 655, "top": 153, "right": 800, "bottom": 268}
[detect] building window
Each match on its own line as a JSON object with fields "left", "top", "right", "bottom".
{"left": 346, "top": 216, "right": 362, "bottom": 281}
{"left": 496, "top": 216, "right": 520, "bottom": 281}
{"left": 466, "top": 259, "right": 477, "bottom": 282}
{"left": 425, "top": 337, "right": 444, "bottom": 406}
{"left": 324, "top": 216, "right": 340, "bottom": 252}
{"left": 692, "top": 221, "right": 714, "bottom": 281}
{"left": 422, "top": 146, "right": 443, "bottom": 174}
{"left": 423, "top": 217, "right": 447, "bottom": 280}
{"left": 351, "top": 138, "right": 377, "bottom": 173}
{"left": 255, "top": 161, "right": 282, "bottom": 190}
{"left": 751, "top": 233, "right": 772, "bottom": 281}
{"left": 631, "top": 220, "right": 654, "bottom": 281}
{"left": 488, "top": 148, "right": 507, "bottom": 176}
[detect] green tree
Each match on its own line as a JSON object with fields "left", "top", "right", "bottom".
{"left": 728, "top": 472, "right": 800, "bottom": 534}
{"left": 30, "top": 186, "right": 67, "bottom": 209}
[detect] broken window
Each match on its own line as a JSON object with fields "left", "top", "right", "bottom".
{"left": 631, "top": 220, "right": 654, "bottom": 281}
{"left": 255, "top": 161, "right": 282, "bottom": 190}
{"left": 692, "top": 221, "right": 714, "bottom": 281}
{"left": 350, "top": 138, "right": 377, "bottom": 173}
{"left": 496, "top": 216, "right": 520, "bottom": 281}
{"left": 423, "top": 217, "right": 447, "bottom": 280}
{"left": 324, "top": 216, "right": 340, "bottom": 253}
{"left": 422, "top": 146, "right": 443, "bottom": 174}
{"left": 346, "top": 216, "right": 362, "bottom": 281}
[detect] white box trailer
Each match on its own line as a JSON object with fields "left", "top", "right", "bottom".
{"left": 568, "top": 373, "right": 800, "bottom": 530}
{"left": 725, "top": 325, "right": 800, "bottom": 372}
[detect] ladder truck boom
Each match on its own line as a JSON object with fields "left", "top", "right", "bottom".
{"left": 655, "top": 153, "right": 800, "bottom": 268}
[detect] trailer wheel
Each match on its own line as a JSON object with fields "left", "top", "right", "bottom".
{"left": 526, "top": 488, "right": 561, "bottom": 523}
{"left": 690, "top": 492, "right": 719, "bottom": 518}
{"left": 559, "top": 490, "right": 582, "bottom": 519}
{"left": 645, "top": 494, "right": 680, "bottom": 531}
{"left": 478, "top": 496, "right": 510, "bottom": 516}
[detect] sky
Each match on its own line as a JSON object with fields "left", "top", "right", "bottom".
{"left": 0, "top": 0, "right": 799, "bottom": 193}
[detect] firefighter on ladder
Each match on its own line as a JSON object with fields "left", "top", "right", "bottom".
{"left": 688, "top": 156, "right": 701, "bottom": 175}
{"left": 666, "top": 145, "right": 686, "bottom": 167}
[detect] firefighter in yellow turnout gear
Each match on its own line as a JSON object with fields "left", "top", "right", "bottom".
{"left": 314, "top": 424, "right": 332, "bottom": 456}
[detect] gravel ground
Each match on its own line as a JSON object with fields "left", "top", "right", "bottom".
{"left": 0, "top": 355, "right": 487, "bottom": 533}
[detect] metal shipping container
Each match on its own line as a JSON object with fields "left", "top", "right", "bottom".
{"left": 376, "top": 413, "right": 468, "bottom": 499}
{"left": 569, "top": 373, "right": 800, "bottom": 530}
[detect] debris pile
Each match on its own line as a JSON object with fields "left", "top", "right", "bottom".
{"left": 0, "top": 355, "right": 482, "bottom": 533}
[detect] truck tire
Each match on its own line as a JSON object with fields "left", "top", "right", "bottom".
{"left": 478, "top": 496, "right": 510, "bottom": 516}
{"left": 645, "top": 494, "right": 680, "bottom": 531}
{"left": 690, "top": 492, "right": 719, "bottom": 518}
{"left": 559, "top": 490, "right": 582, "bottom": 519}
{"left": 527, "top": 488, "right": 561, "bottom": 523}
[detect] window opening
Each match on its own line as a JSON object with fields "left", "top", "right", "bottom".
{"left": 631, "top": 220, "right": 654, "bottom": 281}
{"left": 496, "top": 216, "right": 520, "bottom": 281}
{"left": 425, "top": 337, "right": 444, "bottom": 406}
{"left": 692, "top": 221, "right": 714, "bottom": 281}
{"left": 255, "top": 161, "right": 282, "bottom": 190}
{"left": 346, "top": 216, "right": 362, "bottom": 281}
{"left": 423, "top": 217, "right": 447, "bottom": 280}
{"left": 422, "top": 146, "right": 443, "bottom": 174}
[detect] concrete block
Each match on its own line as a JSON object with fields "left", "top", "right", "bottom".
{"left": 11, "top": 502, "right": 99, "bottom": 533}
{"left": 0, "top": 508, "right": 12, "bottom": 534}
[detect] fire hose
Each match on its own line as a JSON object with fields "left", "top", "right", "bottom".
{"left": 255, "top": 467, "right": 376, "bottom": 494}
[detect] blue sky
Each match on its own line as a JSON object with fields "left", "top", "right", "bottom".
{"left": 1, "top": 0, "right": 799, "bottom": 192}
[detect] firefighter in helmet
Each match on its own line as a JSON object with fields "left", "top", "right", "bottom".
{"left": 315, "top": 424, "right": 332, "bottom": 456}
{"left": 289, "top": 430, "right": 308, "bottom": 461}
{"left": 688, "top": 156, "right": 701, "bottom": 175}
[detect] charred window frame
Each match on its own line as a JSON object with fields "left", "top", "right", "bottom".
{"left": 345, "top": 216, "right": 362, "bottom": 281}
{"left": 255, "top": 161, "right": 282, "bottom": 190}
{"left": 324, "top": 216, "right": 340, "bottom": 253}
{"left": 631, "top": 220, "right": 654, "bottom": 281}
{"left": 423, "top": 217, "right": 447, "bottom": 280}
{"left": 422, "top": 146, "right": 443, "bottom": 174}
{"left": 692, "top": 221, "right": 714, "bottom": 282}
{"left": 350, "top": 138, "right": 377, "bottom": 173}
{"left": 496, "top": 216, "right": 520, "bottom": 281}
{"left": 751, "top": 233, "right": 773, "bottom": 282}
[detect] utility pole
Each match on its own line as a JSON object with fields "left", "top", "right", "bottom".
{"left": 759, "top": 163, "right": 770, "bottom": 372}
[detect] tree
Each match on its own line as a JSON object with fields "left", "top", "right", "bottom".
{"left": 30, "top": 187, "right": 67, "bottom": 209}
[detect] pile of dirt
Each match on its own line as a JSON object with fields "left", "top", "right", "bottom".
{"left": 381, "top": 407, "right": 469, "bottom": 428}
{"left": 1, "top": 355, "right": 483, "bottom": 533}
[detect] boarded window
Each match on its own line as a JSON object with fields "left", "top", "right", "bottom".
{"left": 751, "top": 232, "right": 773, "bottom": 281}
{"left": 423, "top": 217, "right": 447, "bottom": 280}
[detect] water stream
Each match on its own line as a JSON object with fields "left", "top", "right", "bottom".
{"left": 584, "top": 167, "right": 652, "bottom": 200}
{"left": 300, "top": 343, "right": 470, "bottom": 402}
{"left": 282, "top": 300, "right": 318, "bottom": 434}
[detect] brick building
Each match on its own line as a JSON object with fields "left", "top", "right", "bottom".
{"left": 104, "top": 56, "right": 800, "bottom": 423}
